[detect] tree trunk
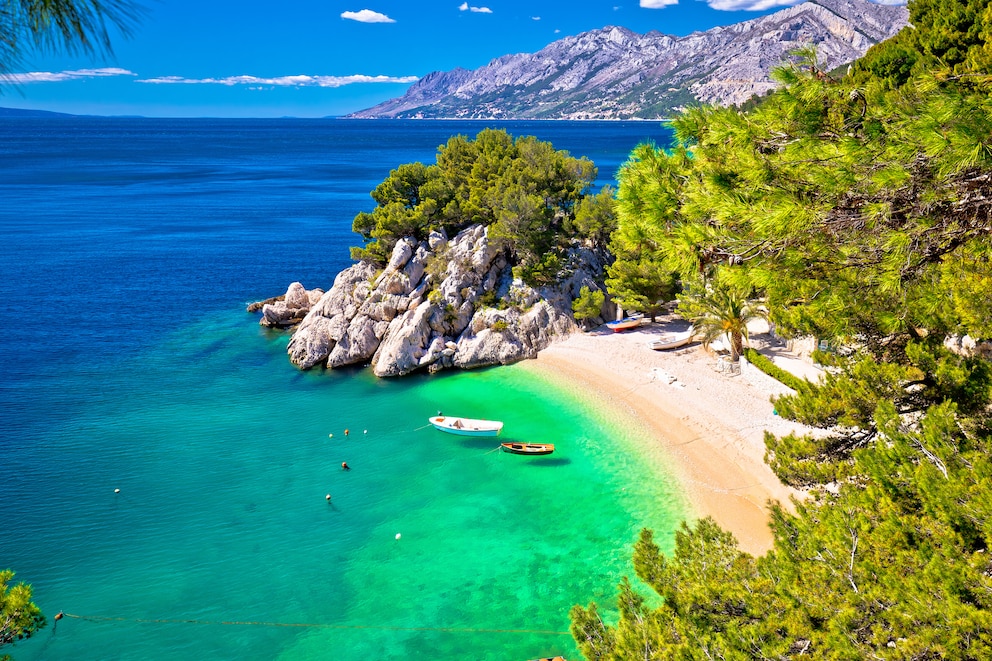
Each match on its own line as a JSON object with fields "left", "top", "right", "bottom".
{"left": 730, "top": 332, "right": 743, "bottom": 362}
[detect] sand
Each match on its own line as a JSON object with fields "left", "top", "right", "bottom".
{"left": 522, "top": 317, "right": 819, "bottom": 556}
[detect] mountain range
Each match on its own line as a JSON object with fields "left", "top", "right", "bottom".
{"left": 349, "top": 0, "right": 908, "bottom": 120}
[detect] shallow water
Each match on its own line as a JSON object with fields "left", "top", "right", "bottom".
{"left": 1, "top": 118, "right": 686, "bottom": 660}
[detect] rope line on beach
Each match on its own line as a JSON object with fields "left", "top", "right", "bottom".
{"left": 60, "top": 613, "right": 570, "bottom": 636}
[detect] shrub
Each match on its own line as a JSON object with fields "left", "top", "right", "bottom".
{"left": 743, "top": 348, "right": 809, "bottom": 393}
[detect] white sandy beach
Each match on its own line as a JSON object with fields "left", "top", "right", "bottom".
{"left": 524, "top": 317, "right": 820, "bottom": 556}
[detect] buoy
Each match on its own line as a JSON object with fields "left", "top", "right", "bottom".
{"left": 328, "top": 433, "right": 334, "bottom": 438}
{"left": 344, "top": 429, "right": 350, "bottom": 436}
{"left": 54, "top": 612, "right": 64, "bottom": 621}
{"left": 326, "top": 494, "right": 331, "bottom": 501}
{"left": 363, "top": 429, "right": 368, "bottom": 434}
{"left": 395, "top": 533, "right": 401, "bottom": 540}
{"left": 114, "top": 488, "right": 120, "bottom": 493}
{"left": 341, "top": 462, "right": 350, "bottom": 471}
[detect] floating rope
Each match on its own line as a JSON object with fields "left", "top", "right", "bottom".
{"left": 60, "top": 613, "right": 569, "bottom": 636}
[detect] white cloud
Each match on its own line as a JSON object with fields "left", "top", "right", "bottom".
{"left": 135, "top": 74, "right": 419, "bottom": 88}
{"left": 341, "top": 9, "right": 396, "bottom": 23}
{"left": 1, "top": 67, "right": 136, "bottom": 83}
{"left": 532, "top": 16, "right": 541, "bottom": 20}
{"left": 641, "top": 0, "right": 678, "bottom": 7}
{"left": 459, "top": 2, "right": 493, "bottom": 13}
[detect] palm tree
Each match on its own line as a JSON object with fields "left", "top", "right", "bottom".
{"left": 680, "top": 284, "right": 763, "bottom": 362}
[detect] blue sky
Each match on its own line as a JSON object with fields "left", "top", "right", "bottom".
{"left": 1, "top": 0, "right": 905, "bottom": 117}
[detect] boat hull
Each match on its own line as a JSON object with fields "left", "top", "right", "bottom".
{"left": 648, "top": 335, "right": 693, "bottom": 350}
{"left": 500, "top": 442, "right": 555, "bottom": 455}
{"left": 429, "top": 416, "right": 503, "bottom": 436}
{"left": 606, "top": 314, "right": 644, "bottom": 332}
{"left": 648, "top": 326, "right": 695, "bottom": 350}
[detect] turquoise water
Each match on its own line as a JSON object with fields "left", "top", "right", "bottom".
{"left": 1, "top": 118, "right": 687, "bottom": 660}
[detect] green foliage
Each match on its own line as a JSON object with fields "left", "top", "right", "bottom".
{"left": 573, "top": 405, "right": 992, "bottom": 657}
{"left": 571, "top": 185, "right": 618, "bottom": 245}
{"left": 742, "top": 347, "right": 808, "bottom": 393}
{"left": 571, "top": 286, "right": 606, "bottom": 326}
{"left": 0, "top": 0, "right": 142, "bottom": 78}
{"left": 1, "top": 570, "right": 45, "bottom": 660}
{"left": 766, "top": 343, "right": 992, "bottom": 486}
{"left": 604, "top": 142, "right": 683, "bottom": 316}
{"left": 851, "top": 0, "right": 992, "bottom": 87}
{"left": 350, "top": 129, "right": 600, "bottom": 287}
{"left": 677, "top": 282, "right": 763, "bottom": 361}
{"left": 611, "top": 46, "right": 992, "bottom": 354}
{"left": 573, "top": 9, "right": 992, "bottom": 659}
{"left": 490, "top": 319, "right": 509, "bottom": 332}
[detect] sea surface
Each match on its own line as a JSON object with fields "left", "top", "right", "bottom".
{"left": 0, "top": 118, "right": 686, "bottom": 660}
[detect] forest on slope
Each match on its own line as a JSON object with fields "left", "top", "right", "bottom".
{"left": 571, "top": 0, "right": 992, "bottom": 658}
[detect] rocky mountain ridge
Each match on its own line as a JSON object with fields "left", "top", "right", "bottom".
{"left": 349, "top": 0, "right": 907, "bottom": 120}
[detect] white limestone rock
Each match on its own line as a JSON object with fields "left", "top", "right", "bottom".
{"left": 372, "top": 303, "right": 438, "bottom": 377}
{"left": 260, "top": 281, "right": 323, "bottom": 328}
{"left": 287, "top": 263, "right": 376, "bottom": 368}
{"left": 265, "top": 223, "right": 605, "bottom": 376}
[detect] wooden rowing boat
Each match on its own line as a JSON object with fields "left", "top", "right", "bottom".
{"left": 500, "top": 442, "right": 555, "bottom": 455}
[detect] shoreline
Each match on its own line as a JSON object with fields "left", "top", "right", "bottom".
{"left": 523, "top": 321, "right": 816, "bottom": 556}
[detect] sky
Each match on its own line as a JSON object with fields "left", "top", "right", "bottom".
{"left": 0, "top": 0, "right": 906, "bottom": 118}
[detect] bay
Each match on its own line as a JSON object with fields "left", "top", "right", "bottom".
{"left": 0, "top": 118, "right": 686, "bottom": 660}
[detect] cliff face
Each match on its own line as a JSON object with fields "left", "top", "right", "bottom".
{"left": 259, "top": 225, "right": 611, "bottom": 377}
{"left": 348, "top": 0, "right": 907, "bottom": 120}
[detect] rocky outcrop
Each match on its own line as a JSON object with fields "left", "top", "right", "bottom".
{"left": 252, "top": 282, "right": 324, "bottom": 328}
{"left": 347, "top": 0, "right": 907, "bottom": 120}
{"left": 270, "top": 224, "right": 611, "bottom": 377}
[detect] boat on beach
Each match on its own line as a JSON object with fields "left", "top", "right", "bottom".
{"left": 429, "top": 415, "right": 504, "bottom": 436}
{"left": 606, "top": 313, "right": 644, "bottom": 332}
{"left": 647, "top": 326, "right": 696, "bottom": 351}
{"left": 500, "top": 442, "right": 555, "bottom": 455}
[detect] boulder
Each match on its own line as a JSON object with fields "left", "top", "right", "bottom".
{"left": 258, "top": 281, "right": 324, "bottom": 328}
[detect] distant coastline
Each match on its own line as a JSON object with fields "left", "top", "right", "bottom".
{"left": 0, "top": 106, "right": 76, "bottom": 118}
{"left": 0, "top": 106, "right": 670, "bottom": 122}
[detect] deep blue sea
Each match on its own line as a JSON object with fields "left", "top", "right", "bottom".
{"left": 0, "top": 118, "right": 685, "bottom": 660}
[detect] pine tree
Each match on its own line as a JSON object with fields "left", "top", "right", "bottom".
{"left": 577, "top": 3, "right": 992, "bottom": 656}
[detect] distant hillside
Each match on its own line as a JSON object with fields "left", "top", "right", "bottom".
{"left": 0, "top": 106, "right": 76, "bottom": 117}
{"left": 349, "top": 0, "right": 908, "bottom": 120}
